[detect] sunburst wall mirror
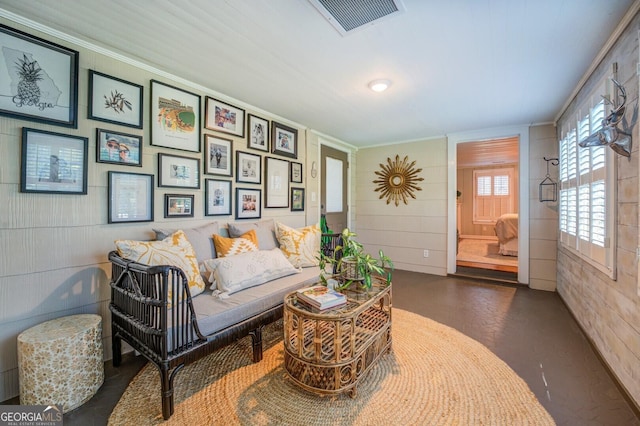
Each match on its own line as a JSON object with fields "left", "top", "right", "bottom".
{"left": 373, "top": 155, "right": 424, "bottom": 206}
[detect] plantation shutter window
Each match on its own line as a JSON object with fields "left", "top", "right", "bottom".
{"left": 472, "top": 168, "right": 515, "bottom": 224}
{"left": 557, "top": 79, "right": 615, "bottom": 278}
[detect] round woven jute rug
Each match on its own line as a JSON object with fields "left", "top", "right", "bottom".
{"left": 108, "top": 309, "right": 555, "bottom": 425}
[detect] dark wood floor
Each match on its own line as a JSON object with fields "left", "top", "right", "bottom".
{"left": 4, "top": 270, "right": 639, "bottom": 425}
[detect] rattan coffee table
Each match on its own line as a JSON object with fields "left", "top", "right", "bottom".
{"left": 283, "top": 277, "right": 392, "bottom": 397}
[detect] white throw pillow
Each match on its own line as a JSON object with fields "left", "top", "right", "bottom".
{"left": 201, "top": 249, "right": 299, "bottom": 296}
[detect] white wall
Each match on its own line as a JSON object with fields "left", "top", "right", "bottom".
{"left": 356, "top": 138, "right": 448, "bottom": 276}
{"left": 0, "top": 17, "right": 313, "bottom": 401}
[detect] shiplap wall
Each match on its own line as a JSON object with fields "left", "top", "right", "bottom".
{"left": 355, "top": 138, "right": 448, "bottom": 276}
{"left": 0, "top": 17, "right": 322, "bottom": 402}
{"left": 556, "top": 12, "right": 640, "bottom": 408}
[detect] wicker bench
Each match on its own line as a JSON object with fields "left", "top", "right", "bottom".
{"left": 108, "top": 251, "right": 319, "bottom": 420}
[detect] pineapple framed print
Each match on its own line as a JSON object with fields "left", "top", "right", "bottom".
{"left": 0, "top": 24, "right": 79, "bottom": 128}
{"left": 151, "top": 80, "right": 201, "bottom": 152}
{"left": 88, "top": 70, "right": 143, "bottom": 128}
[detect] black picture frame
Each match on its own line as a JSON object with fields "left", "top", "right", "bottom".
{"left": 205, "top": 178, "right": 232, "bottom": 216}
{"left": 108, "top": 171, "right": 154, "bottom": 223}
{"left": 265, "top": 156, "right": 289, "bottom": 208}
{"left": 291, "top": 187, "right": 305, "bottom": 211}
{"left": 205, "top": 96, "right": 245, "bottom": 137}
{"left": 150, "top": 80, "right": 201, "bottom": 152}
{"left": 204, "top": 134, "right": 233, "bottom": 176}
{"left": 291, "top": 161, "right": 303, "bottom": 183}
{"left": 96, "top": 128, "right": 142, "bottom": 166}
{"left": 271, "top": 121, "right": 297, "bottom": 158}
{"left": 88, "top": 70, "right": 143, "bottom": 128}
{"left": 0, "top": 24, "right": 79, "bottom": 128}
{"left": 247, "top": 113, "right": 269, "bottom": 152}
{"left": 236, "top": 151, "right": 261, "bottom": 184}
{"left": 20, "top": 127, "right": 88, "bottom": 194}
{"left": 158, "top": 153, "right": 200, "bottom": 189}
{"left": 235, "top": 187, "right": 261, "bottom": 219}
{"left": 164, "top": 194, "right": 194, "bottom": 218}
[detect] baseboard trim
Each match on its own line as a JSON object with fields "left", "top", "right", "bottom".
{"left": 558, "top": 293, "right": 640, "bottom": 419}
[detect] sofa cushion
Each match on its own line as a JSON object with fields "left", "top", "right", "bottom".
{"left": 276, "top": 222, "right": 321, "bottom": 268}
{"left": 213, "top": 229, "right": 259, "bottom": 257}
{"left": 201, "top": 249, "right": 299, "bottom": 295}
{"left": 227, "top": 219, "right": 279, "bottom": 250}
{"left": 115, "top": 230, "right": 206, "bottom": 306}
{"left": 154, "top": 222, "right": 220, "bottom": 262}
{"left": 183, "top": 266, "right": 320, "bottom": 340}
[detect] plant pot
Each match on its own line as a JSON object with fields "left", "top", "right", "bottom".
{"left": 340, "top": 258, "right": 363, "bottom": 281}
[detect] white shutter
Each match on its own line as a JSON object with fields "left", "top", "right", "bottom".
{"left": 591, "top": 180, "right": 606, "bottom": 247}
{"left": 477, "top": 176, "right": 491, "bottom": 196}
{"left": 494, "top": 175, "right": 509, "bottom": 195}
{"left": 567, "top": 130, "right": 577, "bottom": 180}
{"left": 557, "top": 78, "right": 615, "bottom": 278}
{"left": 577, "top": 184, "right": 590, "bottom": 241}
{"left": 473, "top": 168, "right": 515, "bottom": 224}
{"left": 567, "top": 187, "right": 577, "bottom": 236}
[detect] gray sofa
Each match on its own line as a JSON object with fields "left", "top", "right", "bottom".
{"left": 109, "top": 220, "right": 322, "bottom": 420}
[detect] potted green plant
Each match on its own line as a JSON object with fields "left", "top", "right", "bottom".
{"left": 320, "top": 228, "right": 393, "bottom": 290}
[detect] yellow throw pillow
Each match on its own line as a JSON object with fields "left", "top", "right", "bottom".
{"left": 115, "top": 230, "right": 206, "bottom": 306}
{"left": 276, "top": 222, "right": 320, "bottom": 268}
{"left": 213, "top": 229, "right": 259, "bottom": 258}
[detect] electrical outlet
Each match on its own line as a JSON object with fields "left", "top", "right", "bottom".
{"left": 423, "top": 250, "right": 429, "bottom": 258}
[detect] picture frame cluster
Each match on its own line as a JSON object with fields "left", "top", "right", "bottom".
{"left": 2, "top": 22, "right": 307, "bottom": 225}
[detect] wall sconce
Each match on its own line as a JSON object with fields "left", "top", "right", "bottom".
{"left": 539, "top": 157, "right": 559, "bottom": 202}
{"left": 310, "top": 161, "right": 317, "bottom": 178}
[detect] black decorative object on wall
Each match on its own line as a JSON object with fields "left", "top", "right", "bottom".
{"left": 539, "top": 157, "right": 558, "bottom": 203}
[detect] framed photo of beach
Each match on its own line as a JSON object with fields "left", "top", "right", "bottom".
{"left": 150, "top": 80, "right": 201, "bottom": 152}
{"left": 205, "top": 97, "right": 245, "bottom": 137}
{"left": 0, "top": 24, "right": 79, "bottom": 128}
{"left": 96, "top": 128, "right": 142, "bottom": 166}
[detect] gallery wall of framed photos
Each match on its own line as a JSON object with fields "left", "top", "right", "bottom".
{"left": 0, "top": 19, "right": 311, "bottom": 231}
{"left": 0, "top": 14, "right": 332, "bottom": 403}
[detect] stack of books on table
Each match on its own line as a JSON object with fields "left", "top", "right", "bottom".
{"left": 296, "top": 285, "right": 347, "bottom": 311}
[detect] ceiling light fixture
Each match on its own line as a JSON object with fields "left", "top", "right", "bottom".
{"left": 368, "top": 79, "right": 391, "bottom": 92}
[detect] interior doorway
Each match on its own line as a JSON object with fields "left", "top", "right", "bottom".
{"left": 447, "top": 126, "right": 530, "bottom": 285}
{"left": 321, "top": 144, "right": 348, "bottom": 233}
{"left": 455, "top": 137, "right": 519, "bottom": 282}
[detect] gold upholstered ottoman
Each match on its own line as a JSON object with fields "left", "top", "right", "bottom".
{"left": 17, "top": 314, "right": 104, "bottom": 412}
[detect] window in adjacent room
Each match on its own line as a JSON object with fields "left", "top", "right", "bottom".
{"left": 472, "top": 167, "right": 515, "bottom": 224}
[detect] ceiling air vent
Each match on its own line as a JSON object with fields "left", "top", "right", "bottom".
{"left": 308, "top": 0, "right": 406, "bottom": 36}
